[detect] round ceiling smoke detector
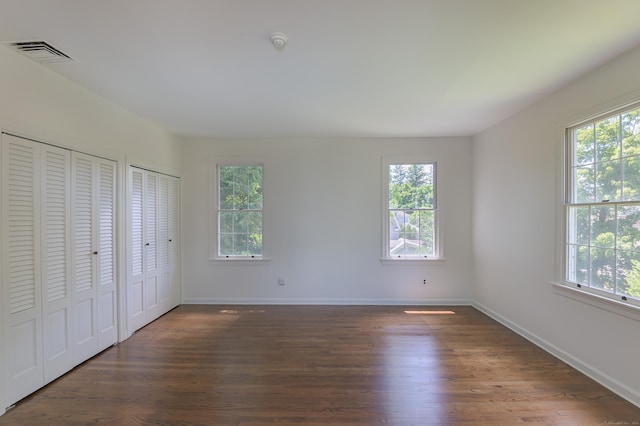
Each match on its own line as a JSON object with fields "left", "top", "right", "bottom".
{"left": 270, "top": 32, "right": 288, "bottom": 49}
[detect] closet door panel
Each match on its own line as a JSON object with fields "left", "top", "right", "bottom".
{"left": 96, "top": 159, "right": 116, "bottom": 350}
{"left": 168, "top": 176, "right": 180, "bottom": 308}
{"left": 157, "top": 175, "right": 170, "bottom": 312}
{"left": 2, "top": 135, "right": 44, "bottom": 405}
{"left": 8, "top": 318, "right": 41, "bottom": 404}
{"left": 144, "top": 172, "right": 160, "bottom": 321}
{"left": 127, "top": 167, "right": 146, "bottom": 332}
{"left": 41, "top": 145, "right": 73, "bottom": 383}
{"left": 71, "top": 153, "right": 97, "bottom": 363}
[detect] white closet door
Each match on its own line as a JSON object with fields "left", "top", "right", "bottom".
{"left": 144, "top": 171, "right": 160, "bottom": 321}
{"left": 71, "top": 153, "right": 117, "bottom": 361}
{"left": 2, "top": 135, "right": 44, "bottom": 405}
{"left": 71, "top": 153, "right": 97, "bottom": 363}
{"left": 96, "top": 159, "right": 117, "bottom": 351}
{"left": 127, "top": 167, "right": 146, "bottom": 332}
{"left": 41, "top": 145, "right": 73, "bottom": 383}
{"left": 2, "top": 135, "right": 117, "bottom": 409}
{"left": 157, "top": 174, "right": 170, "bottom": 313}
{"left": 168, "top": 176, "right": 181, "bottom": 308}
{"left": 127, "top": 168, "right": 180, "bottom": 333}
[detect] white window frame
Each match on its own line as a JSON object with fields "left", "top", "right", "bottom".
{"left": 555, "top": 94, "right": 640, "bottom": 318}
{"left": 381, "top": 156, "right": 443, "bottom": 263}
{"left": 209, "top": 157, "right": 270, "bottom": 262}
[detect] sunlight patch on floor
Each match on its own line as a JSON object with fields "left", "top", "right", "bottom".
{"left": 219, "top": 309, "right": 266, "bottom": 314}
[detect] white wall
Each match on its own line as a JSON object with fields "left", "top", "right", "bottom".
{"left": 472, "top": 44, "right": 640, "bottom": 406}
{"left": 0, "top": 45, "right": 182, "bottom": 414}
{"left": 182, "top": 137, "right": 472, "bottom": 304}
{"left": 0, "top": 48, "right": 182, "bottom": 169}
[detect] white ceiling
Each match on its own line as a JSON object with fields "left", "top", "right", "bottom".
{"left": 1, "top": 0, "right": 640, "bottom": 139}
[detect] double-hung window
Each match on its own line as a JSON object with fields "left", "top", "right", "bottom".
{"left": 383, "top": 159, "right": 439, "bottom": 260}
{"left": 565, "top": 103, "right": 640, "bottom": 306}
{"left": 212, "top": 161, "right": 264, "bottom": 259}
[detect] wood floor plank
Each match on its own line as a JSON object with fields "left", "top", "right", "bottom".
{"left": 1, "top": 305, "right": 638, "bottom": 425}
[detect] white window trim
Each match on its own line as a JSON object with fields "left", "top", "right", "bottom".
{"left": 209, "top": 156, "right": 271, "bottom": 262}
{"left": 553, "top": 90, "right": 640, "bottom": 320}
{"left": 381, "top": 155, "right": 444, "bottom": 263}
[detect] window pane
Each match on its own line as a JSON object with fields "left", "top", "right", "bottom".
{"left": 390, "top": 210, "right": 411, "bottom": 256}
{"left": 617, "top": 205, "right": 640, "bottom": 251}
{"left": 391, "top": 239, "right": 406, "bottom": 256}
{"left": 590, "top": 247, "right": 615, "bottom": 292}
{"left": 233, "top": 167, "right": 249, "bottom": 210}
{"left": 404, "top": 215, "right": 419, "bottom": 255}
{"left": 247, "top": 212, "right": 262, "bottom": 234}
{"left": 219, "top": 234, "right": 233, "bottom": 256}
{"left": 219, "top": 186, "right": 234, "bottom": 209}
{"left": 595, "top": 160, "right": 622, "bottom": 202}
{"left": 389, "top": 164, "right": 434, "bottom": 209}
{"left": 248, "top": 235, "right": 262, "bottom": 256}
{"left": 234, "top": 233, "right": 248, "bottom": 255}
{"left": 389, "top": 211, "right": 400, "bottom": 241}
{"left": 574, "top": 124, "right": 595, "bottom": 165}
{"left": 248, "top": 169, "right": 263, "bottom": 210}
{"left": 595, "top": 116, "right": 620, "bottom": 163}
{"left": 567, "top": 206, "right": 589, "bottom": 245}
{"left": 573, "top": 165, "right": 594, "bottom": 203}
{"left": 616, "top": 250, "right": 640, "bottom": 297}
{"left": 567, "top": 244, "right": 589, "bottom": 284}
{"left": 219, "top": 166, "right": 234, "bottom": 186}
{"left": 219, "top": 212, "right": 233, "bottom": 233}
{"left": 622, "top": 155, "right": 640, "bottom": 201}
{"left": 590, "top": 206, "right": 615, "bottom": 249}
{"left": 622, "top": 108, "right": 640, "bottom": 166}
{"left": 235, "top": 166, "right": 249, "bottom": 187}
{"left": 233, "top": 211, "right": 248, "bottom": 234}
{"left": 418, "top": 210, "right": 435, "bottom": 256}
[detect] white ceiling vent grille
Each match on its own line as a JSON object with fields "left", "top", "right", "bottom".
{"left": 3, "top": 41, "right": 74, "bottom": 64}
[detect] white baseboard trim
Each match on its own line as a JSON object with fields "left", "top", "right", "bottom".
{"left": 182, "top": 297, "right": 473, "bottom": 306}
{"left": 473, "top": 301, "right": 640, "bottom": 409}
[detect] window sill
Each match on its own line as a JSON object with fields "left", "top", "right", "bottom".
{"left": 209, "top": 257, "right": 272, "bottom": 265}
{"left": 380, "top": 257, "right": 445, "bottom": 265}
{"left": 551, "top": 282, "right": 640, "bottom": 322}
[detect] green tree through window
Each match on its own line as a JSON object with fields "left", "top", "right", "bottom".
{"left": 218, "top": 165, "right": 263, "bottom": 257}
{"left": 388, "top": 163, "right": 436, "bottom": 257}
{"left": 567, "top": 105, "right": 640, "bottom": 299}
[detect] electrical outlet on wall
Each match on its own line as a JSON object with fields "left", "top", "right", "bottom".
{"left": 278, "top": 277, "right": 285, "bottom": 286}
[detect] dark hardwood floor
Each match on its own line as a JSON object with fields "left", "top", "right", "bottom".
{"left": 1, "top": 305, "right": 639, "bottom": 425}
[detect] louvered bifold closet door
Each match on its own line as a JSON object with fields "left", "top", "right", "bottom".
{"left": 71, "top": 153, "right": 97, "bottom": 363}
{"left": 41, "top": 144, "right": 73, "bottom": 384}
{"left": 168, "top": 176, "right": 181, "bottom": 308}
{"left": 71, "top": 153, "right": 117, "bottom": 363}
{"left": 96, "top": 159, "right": 117, "bottom": 351}
{"left": 144, "top": 171, "right": 160, "bottom": 322}
{"left": 157, "top": 174, "right": 170, "bottom": 313}
{"left": 1, "top": 134, "right": 44, "bottom": 405}
{"left": 126, "top": 168, "right": 179, "bottom": 334}
{"left": 127, "top": 167, "right": 146, "bottom": 332}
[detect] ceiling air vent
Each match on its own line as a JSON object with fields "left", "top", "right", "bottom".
{"left": 3, "top": 40, "right": 74, "bottom": 64}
